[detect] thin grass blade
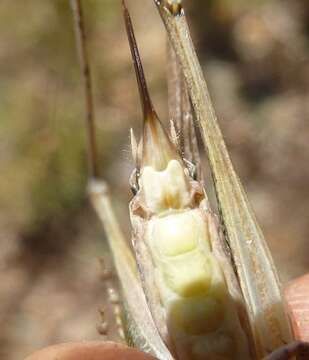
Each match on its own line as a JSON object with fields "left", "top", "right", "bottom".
{"left": 70, "top": 1, "right": 174, "bottom": 357}
{"left": 88, "top": 180, "right": 174, "bottom": 359}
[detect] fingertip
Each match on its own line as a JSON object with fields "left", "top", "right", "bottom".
{"left": 24, "top": 341, "right": 156, "bottom": 360}
{"left": 285, "top": 273, "right": 309, "bottom": 341}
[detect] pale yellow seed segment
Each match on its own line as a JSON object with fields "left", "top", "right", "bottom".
{"left": 141, "top": 160, "right": 191, "bottom": 214}
{"left": 153, "top": 211, "right": 200, "bottom": 256}
{"left": 163, "top": 251, "right": 212, "bottom": 297}
{"left": 150, "top": 210, "right": 212, "bottom": 297}
{"left": 140, "top": 161, "right": 250, "bottom": 359}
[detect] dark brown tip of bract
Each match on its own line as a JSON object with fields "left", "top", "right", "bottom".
{"left": 123, "top": 0, "right": 180, "bottom": 170}
{"left": 122, "top": 0, "right": 154, "bottom": 120}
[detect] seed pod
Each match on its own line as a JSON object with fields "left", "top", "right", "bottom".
{"left": 123, "top": 2, "right": 254, "bottom": 358}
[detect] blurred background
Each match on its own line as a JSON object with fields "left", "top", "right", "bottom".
{"left": 1, "top": 0, "right": 309, "bottom": 359}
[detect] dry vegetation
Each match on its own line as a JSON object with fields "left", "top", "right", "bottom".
{"left": 1, "top": 0, "right": 309, "bottom": 359}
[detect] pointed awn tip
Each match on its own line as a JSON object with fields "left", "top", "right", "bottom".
{"left": 122, "top": 0, "right": 154, "bottom": 122}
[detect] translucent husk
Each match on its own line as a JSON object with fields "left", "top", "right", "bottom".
{"left": 129, "top": 177, "right": 255, "bottom": 359}
{"left": 124, "top": 3, "right": 254, "bottom": 356}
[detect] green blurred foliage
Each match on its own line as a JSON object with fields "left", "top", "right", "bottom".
{"left": 0, "top": 1, "right": 123, "bottom": 233}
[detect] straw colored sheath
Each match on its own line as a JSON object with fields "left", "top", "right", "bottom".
{"left": 152, "top": 2, "right": 294, "bottom": 357}
{"left": 130, "top": 160, "right": 252, "bottom": 360}
{"left": 123, "top": 1, "right": 253, "bottom": 358}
